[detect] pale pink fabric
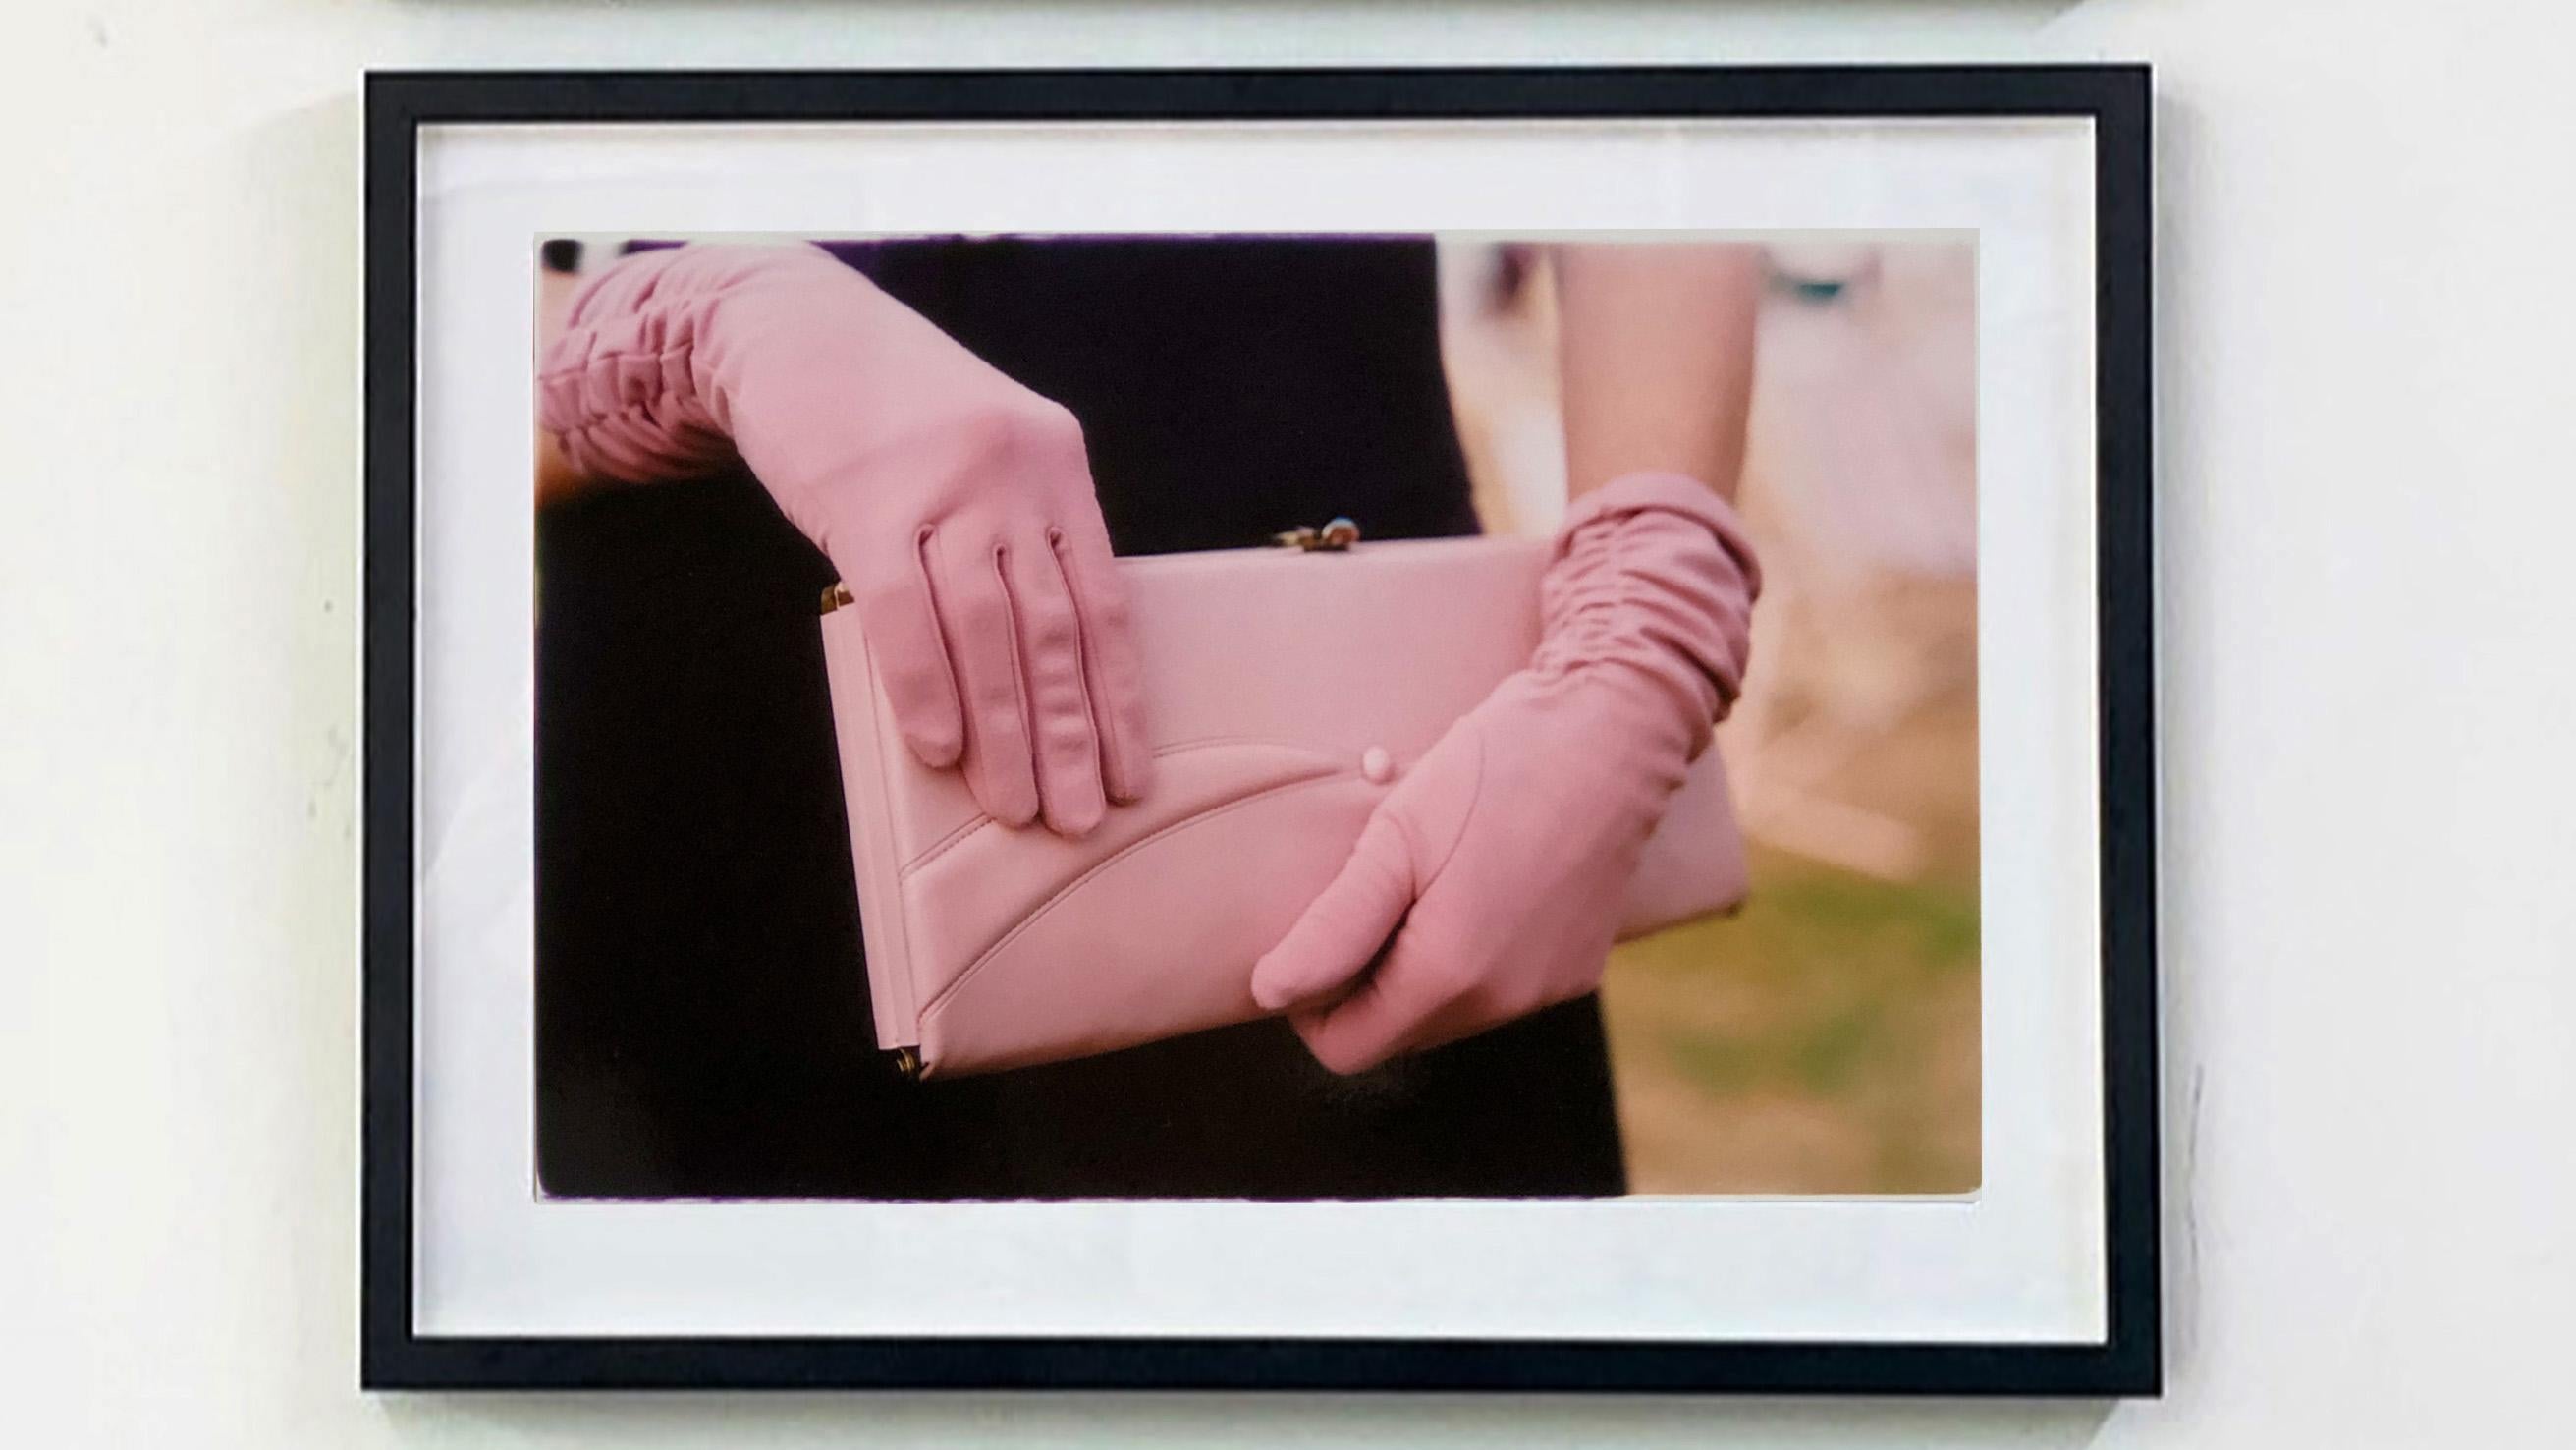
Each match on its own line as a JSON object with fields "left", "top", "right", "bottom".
{"left": 1250, "top": 472, "right": 1761, "bottom": 1073}
{"left": 537, "top": 243, "right": 1149, "bottom": 836}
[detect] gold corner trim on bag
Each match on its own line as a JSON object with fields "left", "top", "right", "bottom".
{"left": 820, "top": 582, "right": 855, "bottom": 616}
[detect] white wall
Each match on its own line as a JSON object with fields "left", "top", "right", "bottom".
{"left": 5, "top": 1, "right": 2571, "bottom": 1443}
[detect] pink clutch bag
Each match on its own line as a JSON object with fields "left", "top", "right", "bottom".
{"left": 817, "top": 534, "right": 1748, "bottom": 1078}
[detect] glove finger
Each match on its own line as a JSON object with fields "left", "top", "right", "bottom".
{"left": 855, "top": 527, "right": 965, "bottom": 770}
{"left": 1004, "top": 532, "right": 1108, "bottom": 837}
{"left": 1288, "top": 931, "right": 1451, "bottom": 1075}
{"left": 930, "top": 529, "right": 1041, "bottom": 828}
{"left": 1250, "top": 811, "right": 1415, "bottom": 1014}
{"left": 1051, "top": 521, "right": 1153, "bottom": 805}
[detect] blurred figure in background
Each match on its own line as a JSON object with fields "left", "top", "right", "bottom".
{"left": 1443, "top": 238, "right": 1983, "bottom": 1193}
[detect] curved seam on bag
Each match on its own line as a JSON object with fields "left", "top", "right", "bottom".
{"left": 898, "top": 738, "right": 1345, "bottom": 877}
{"left": 918, "top": 768, "right": 1348, "bottom": 1022}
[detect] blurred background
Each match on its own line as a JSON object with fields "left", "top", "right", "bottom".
{"left": 1441, "top": 237, "right": 1981, "bottom": 1194}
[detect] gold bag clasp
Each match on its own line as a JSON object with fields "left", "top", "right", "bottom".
{"left": 1270, "top": 517, "right": 1361, "bottom": 553}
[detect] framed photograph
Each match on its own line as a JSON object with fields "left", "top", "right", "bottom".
{"left": 364, "top": 65, "right": 2157, "bottom": 1393}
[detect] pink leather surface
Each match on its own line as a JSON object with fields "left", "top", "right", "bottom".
{"left": 540, "top": 244, "right": 1151, "bottom": 837}
{"left": 818, "top": 535, "right": 1748, "bottom": 1076}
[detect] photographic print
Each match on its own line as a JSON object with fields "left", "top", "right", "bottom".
{"left": 530, "top": 230, "right": 1982, "bottom": 1202}
{"left": 367, "top": 67, "right": 2155, "bottom": 1393}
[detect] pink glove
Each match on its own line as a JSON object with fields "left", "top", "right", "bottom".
{"left": 538, "top": 244, "right": 1149, "bottom": 837}
{"left": 1249, "top": 472, "right": 1761, "bottom": 1073}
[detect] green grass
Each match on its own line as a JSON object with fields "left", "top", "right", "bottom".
{"left": 1603, "top": 846, "right": 1981, "bottom": 1194}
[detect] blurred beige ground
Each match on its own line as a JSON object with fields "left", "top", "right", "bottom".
{"left": 1445, "top": 237, "right": 1981, "bottom": 1195}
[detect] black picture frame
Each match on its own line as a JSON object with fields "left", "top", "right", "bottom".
{"left": 363, "top": 64, "right": 2158, "bottom": 1395}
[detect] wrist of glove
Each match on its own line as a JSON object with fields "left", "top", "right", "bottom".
{"left": 1250, "top": 472, "right": 1761, "bottom": 1074}
{"left": 537, "top": 244, "right": 1149, "bottom": 837}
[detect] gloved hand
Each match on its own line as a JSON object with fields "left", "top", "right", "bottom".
{"left": 538, "top": 243, "right": 1149, "bottom": 837}
{"left": 1249, "top": 472, "right": 1760, "bottom": 1073}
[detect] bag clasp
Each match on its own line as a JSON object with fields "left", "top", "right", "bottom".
{"left": 1270, "top": 517, "right": 1361, "bottom": 553}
